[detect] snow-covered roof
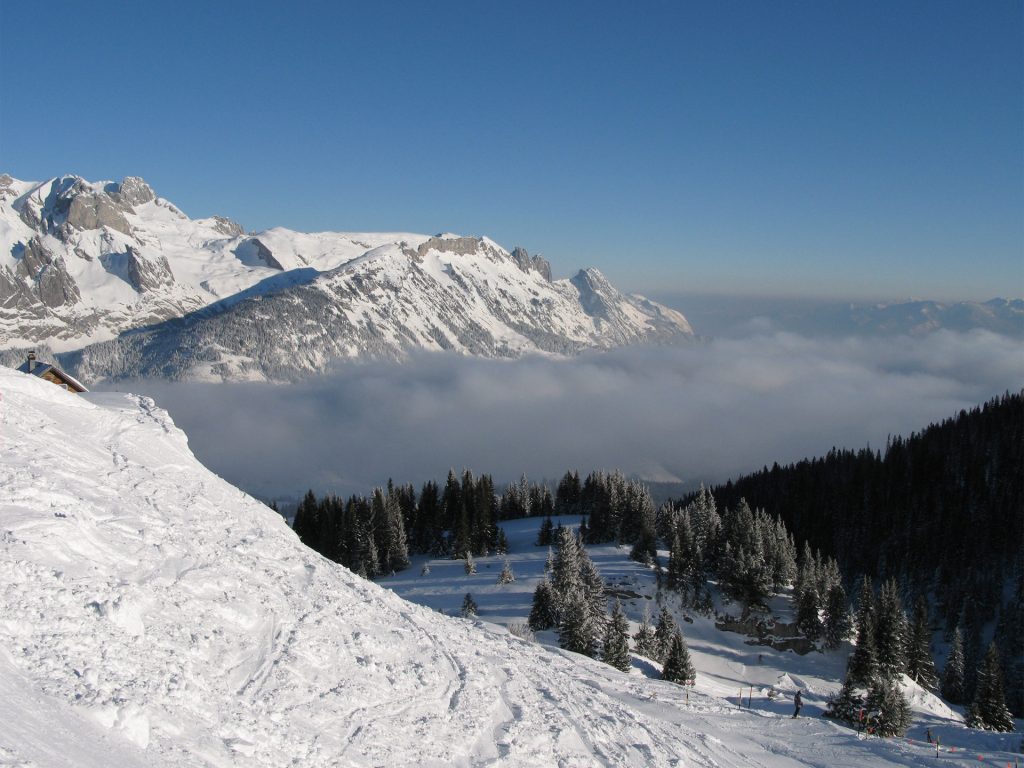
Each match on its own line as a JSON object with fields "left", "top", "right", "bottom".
{"left": 16, "top": 359, "right": 88, "bottom": 392}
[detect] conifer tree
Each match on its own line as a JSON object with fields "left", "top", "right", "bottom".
{"left": 847, "top": 576, "right": 878, "bottom": 687}
{"left": 865, "top": 678, "right": 912, "bottom": 737}
{"left": 601, "top": 600, "right": 631, "bottom": 672}
{"left": 965, "top": 642, "right": 1014, "bottom": 732}
{"left": 633, "top": 607, "right": 659, "bottom": 660}
{"left": 653, "top": 607, "right": 677, "bottom": 664}
{"left": 666, "top": 530, "right": 686, "bottom": 594}
{"left": 460, "top": 593, "right": 478, "bottom": 618}
{"left": 528, "top": 579, "right": 557, "bottom": 631}
{"left": 536, "top": 515, "right": 554, "bottom": 546}
{"left": 497, "top": 559, "right": 515, "bottom": 584}
{"left": 661, "top": 630, "right": 696, "bottom": 685}
{"left": 796, "top": 586, "right": 823, "bottom": 641}
{"left": 906, "top": 596, "right": 938, "bottom": 690}
{"left": 558, "top": 584, "right": 597, "bottom": 657}
{"left": 495, "top": 527, "right": 509, "bottom": 555}
{"left": 463, "top": 550, "right": 477, "bottom": 575}
{"left": 579, "top": 547, "right": 608, "bottom": 632}
{"left": 875, "top": 579, "right": 908, "bottom": 679}
{"left": 823, "top": 583, "right": 852, "bottom": 650}
{"left": 941, "top": 626, "right": 966, "bottom": 704}
{"left": 544, "top": 546, "right": 555, "bottom": 573}
{"left": 824, "top": 679, "right": 865, "bottom": 724}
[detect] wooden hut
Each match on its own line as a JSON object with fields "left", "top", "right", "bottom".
{"left": 16, "top": 351, "right": 88, "bottom": 393}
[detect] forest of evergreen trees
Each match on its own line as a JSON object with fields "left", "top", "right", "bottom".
{"left": 683, "top": 390, "right": 1023, "bottom": 721}
{"left": 289, "top": 391, "right": 1022, "bottom": 724}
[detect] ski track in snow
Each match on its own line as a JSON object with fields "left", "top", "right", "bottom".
{"left": 1, "top": 368, "right": 1020, "bottom": 767}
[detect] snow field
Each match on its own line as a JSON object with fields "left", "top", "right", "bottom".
{"left": 0, "top": 366, "right": 1019, "bottom": 767}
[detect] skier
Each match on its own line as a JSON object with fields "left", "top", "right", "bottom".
{"left": 792, "top": 689, "right": 803, "bottom": 718}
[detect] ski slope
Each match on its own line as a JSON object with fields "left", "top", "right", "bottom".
{"left": 0, "top": 365, "right": 1018, "bottom": 766}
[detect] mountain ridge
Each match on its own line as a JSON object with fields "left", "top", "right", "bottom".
{"left": 1, "top": 174, "right": 693, "bottom": 382}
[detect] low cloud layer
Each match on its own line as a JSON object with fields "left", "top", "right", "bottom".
{"left": 123, "top": 329, "right": 1024, "bottom": 500}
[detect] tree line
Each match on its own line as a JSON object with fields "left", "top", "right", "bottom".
{"left": 684, "top": 390, "right": 1023, "bottom": 719}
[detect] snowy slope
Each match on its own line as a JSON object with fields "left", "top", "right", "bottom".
{"left": 3, "top": 367, "right": 1019, "bottom": 767}
{"left": 0, "top": 174, "right": 693, "bottom": 382}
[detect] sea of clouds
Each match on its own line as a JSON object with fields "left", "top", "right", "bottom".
{"left": 127, "top": 329, "right": 1023, "bottom": 501}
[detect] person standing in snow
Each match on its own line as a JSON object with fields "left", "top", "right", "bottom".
{"left": 792, "top": 689, "right": 803, "bottom": 718}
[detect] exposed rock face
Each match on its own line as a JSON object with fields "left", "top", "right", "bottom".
{"left": 511, "top": 246, "right": 552, "bottom": 281}
{"left": 66, "top": 190, "right": 133, "bottom": 235}
{"left": 210, "top": 216, "right": 244, "bottom": 237}
{"left": 114, "top": 176, "right": 156, "bottom": 206}
{"left": 125, "top": 246, "right": 175, "bottom": 293}
{"left": 416, "top": 235, "right": 487, "bottom": 258}
{"left": 14, "top": 239, "right": 81, "bottom": 308}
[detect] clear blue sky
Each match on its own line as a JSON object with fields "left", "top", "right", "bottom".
{"left": 1, "top": 0, "right": 1021, "bottom": 300}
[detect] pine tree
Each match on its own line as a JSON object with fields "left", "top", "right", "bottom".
{"left": 865, "top": 678, "right": 912, "bottom": 737}
{"left": 823, "top": 583, "right": 852, "bottom": 650}
{"left": 536, "top": 515, "right": 554, "bottom": 546}
{"left": 965, "top": 642, "right": 1015, "bottom": 732}
{"left": 846, "top": 576, "right": 878, "bottom": 687}
{"left": 551, "top": 525, "right": 583, "bottom": 615}
{"left": 661, "top": 630, "right": 696, "bottom": 685}
{"left": 633, "top": 607, "right": 659, "bottom": 660}
{"left": 495, "top": 527, "right": 509, "bottom": 555}
{"left": 383, "top": 488, "right": 410, "bottom": 572}
{"left": 579, "top": 547, "right": 608, "bottom": 634}
{"left": 463, "top": 551, "right": 477, "bottom": 575}
{"left": 653, "top": 607, "right": 677, "bottom": 664}
{"left": 796, "top": 586, "right": 823, "bottom": 642}
{"left": 875, "top": 579, "right": 908, "bottom": 679}
{"left": 601, "top": 600, "right": 631, "bottom": 672}
{"left": 825, "top": 679, "right": 865, "bottom": 724}
{"left": 528, "top": 579, "right": 557, "bottom": 631}
{"left": 559, "top": 584, "right": 597, "bottom": 657}
{"left": 941, "top": 626, "right": 966, "bottom": 704}
{"left": 906, "top": 596, "right": 938, "bottom": 690}
{"left": 460, "top": 592, "right": 478, "bottom": 618}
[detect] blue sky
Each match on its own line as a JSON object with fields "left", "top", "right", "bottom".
{"left": 1, "top": 1, "right": 1021, "bottom": 300}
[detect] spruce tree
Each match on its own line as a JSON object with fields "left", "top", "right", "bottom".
{"left": 941, "top": 626, "right": 966, "bottom": 704}
{"left": 460, "top": 593, "right": 478, "bottom": 618}
{"left": 463, "top": 551, "right": 477, "bottom": 575}
{"left": 601, "top": 600, "right": 632, "bottom": 672}
{"left": 906, "top": 596, "right": 938, "bottom": 690}
{"left": 846, "top": 576, "right": 878, "bottom": 687}
{"left": 579, "top": 548, "right": 608, "bottom": 633}
{"left": 965, "top": 642, "right": 1014, "bottom": 732}
{"left": 633, "top": 607, "right": 659, "bottom": 660}
{"left": 558, "top": 584, "right": 597, "bottom": 657}
{"left": 875, "top": 579, "right": 908, "bottom": 679}
{"left": 536, "top": 515, "right": 554, "bottom": 546}
{"left": 825, "top": 680, "right": 865, "bottom": 724}
{"left": 865, "top": 678, "right": 912, "bottom": 737}
{"left": 796, "top": 586, "right": 823, "bottom": 642}
{"left": 497, "top": 559, "right": 515, "bottom": 584}
{"left": 653, "top": 607, "right": 677, "bottom": 664}
{"left": 528, "top": 579, "right": 557, "bottom": 631}
{"left": 823, "top": 583, "right": 852, "bottom": 650}
{"left": 661, "top": 630, "right": 696, "bottom": 685}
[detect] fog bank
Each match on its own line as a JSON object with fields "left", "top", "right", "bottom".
{"left": 122, "top": 329, "right": 1024, "bottom": 500}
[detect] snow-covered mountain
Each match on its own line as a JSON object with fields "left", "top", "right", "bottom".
{"left": 8, "top": 365, "right": 1020, "bottom": 767}
{"left": 0, "top": 174, "right": 692, "bottom": 382}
